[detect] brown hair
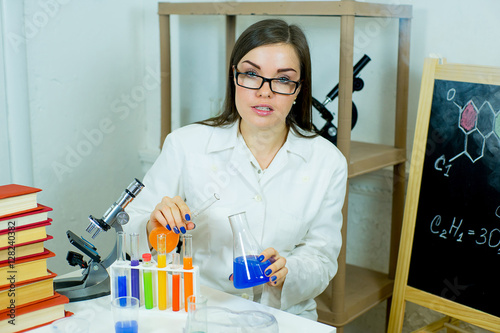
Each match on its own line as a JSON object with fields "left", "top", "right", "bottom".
{"left": 199, "top": 19, "right": 315, "bottom": 137}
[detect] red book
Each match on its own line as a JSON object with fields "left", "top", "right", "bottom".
{"left": 0, "top": 292, "right": 70, "bottom": 333}
{"left": 0, "top": 219, "right": 52, "bottom": 249}
{"left": 0, "top": 250, "right": 56, "bottom": 286}
{"left": 0, "top": 270, "right": 57, "bottom": 308}
{"left": 0, "top": 185, "right": 41, "bottom": 219}
{"left": 0, "top": 236, "right": 54, "bottom": 265}
{"left": 0, "top": 205, "right": 52, "bottom": 231}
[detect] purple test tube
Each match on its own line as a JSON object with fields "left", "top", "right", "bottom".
{"left": 130, "top": 233, "right": 140, "bottom": 300}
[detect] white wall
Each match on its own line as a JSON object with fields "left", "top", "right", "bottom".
{"left": 1, "top": 0, "right": 34, "bottom": 187}
{"left": 0, "top": 0, "right": 498, "bottom": 332}
{"left": 1, "top": 0, "right": 162, "bottom": 275}
{"left": 0, "top": 3, "right": 10, "bottom": 185}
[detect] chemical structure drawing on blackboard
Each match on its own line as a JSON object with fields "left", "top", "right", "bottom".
{"left": 412, "top": 77, "right": 500, "bottom": 317}
{"left": 434, "top": 87, "right": 500, "bottom": 177}
{"left": 427, "top": 83, "right": 500, "bottom": 254}
{"left": 390, "top": 60, "right": 500, "bottom": 331}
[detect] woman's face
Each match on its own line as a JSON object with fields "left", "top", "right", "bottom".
{"left": 234, "top": 43, "right": 301, "bottom": 135}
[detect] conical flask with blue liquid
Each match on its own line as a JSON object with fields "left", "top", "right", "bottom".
{"left": 229, "top": 212, "right": 272, "bottom": 289}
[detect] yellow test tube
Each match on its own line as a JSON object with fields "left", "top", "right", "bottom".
{"left": 157, "top": 234, "right": 167, "bottom": 310}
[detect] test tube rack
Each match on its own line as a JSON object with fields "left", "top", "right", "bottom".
{"left": 109, "top": 260, "right": 200, "bottom": 312}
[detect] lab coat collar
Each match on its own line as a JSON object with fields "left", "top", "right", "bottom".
{"left": 206, "top": 119, "right": 313, "bottom": 163}
{"left": 206, "top": 121, "right": 239, "bottom": 154}
{"left": 283, "top": 127, "right": 313, "bottom": 163}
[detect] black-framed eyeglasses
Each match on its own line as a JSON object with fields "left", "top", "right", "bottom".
{"left": 233, "top": 68, "right": 301, "bottom": 95}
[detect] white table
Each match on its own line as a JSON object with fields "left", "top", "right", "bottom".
{"left": 29, "top": 285, "right": 335, "bottom": 332}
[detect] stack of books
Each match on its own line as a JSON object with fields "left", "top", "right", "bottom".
{"left": 0, "top": 184, "right": 69, "bottom": 333}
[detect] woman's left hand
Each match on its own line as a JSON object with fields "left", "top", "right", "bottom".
{"left": 260, "top": 248, "right": 288, "bottom": 288}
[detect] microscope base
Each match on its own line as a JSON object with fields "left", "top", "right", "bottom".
{"left": 54, "top": 261, "right": 110, "bottom": 302}
{"left": 55, "top": 278, "right": 110, "bottom": 302}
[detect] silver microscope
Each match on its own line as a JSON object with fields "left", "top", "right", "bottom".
{"left": 54, "top": 178, "right": 144, "bottom": 301}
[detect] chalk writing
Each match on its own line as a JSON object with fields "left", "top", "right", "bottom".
{"left": 429, "top": 209, "right": 500, "bottom": 254}
{"left": 434, "top": 155, "right": 452, "bottom": 177}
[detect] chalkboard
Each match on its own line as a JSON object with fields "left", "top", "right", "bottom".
{"left": 388, "top": 58, "right": 500, "bottom": 332}
{"left": 408, "top": 79, "right": 500, "bottom": 317}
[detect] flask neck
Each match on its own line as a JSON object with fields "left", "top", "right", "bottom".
{"left": 228, "top": 211, "right": 263, "bottom": 257}
{"left": 228, "top": 212, "right": 249, "bottom": 235}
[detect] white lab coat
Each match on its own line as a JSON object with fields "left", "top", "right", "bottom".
{"left": 124, "top": 121, "right": 347, "bottom": 320}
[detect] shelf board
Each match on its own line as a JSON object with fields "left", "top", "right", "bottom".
{"left": 316, "top": 264, "right": 394, "bottom": 328}
{"left": 158, "top": 1, "right": 412, "bottom": 18}
{"left": 349, "top": 141, "right": 406, "bottom": 178}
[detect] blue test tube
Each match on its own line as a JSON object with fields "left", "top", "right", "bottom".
{"left": 116, "top": 231, "right": 128, "bottom": 304}
{"left": 130, "top": 233, "right": 140, "bottom": 301}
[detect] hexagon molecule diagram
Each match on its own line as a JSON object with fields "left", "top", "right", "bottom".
{"left": 477, "top": 102, "right": 496, "bottom": 136}
{"left": 449, "top": 94, "right": 500, "bottom": 163}
{"left": 459, "top": 101, "right": 478, "bottom": 133}
{"left": 465, "top": 130, "right": 485, "bottom": 162}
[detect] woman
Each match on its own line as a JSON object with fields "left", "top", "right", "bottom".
{"left": 124, "top": 19, "right": 347, "bottom": 320}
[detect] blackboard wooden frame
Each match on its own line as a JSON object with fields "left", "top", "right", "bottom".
{"left": 388, "top": 58, "right": 500, "bottom": 332}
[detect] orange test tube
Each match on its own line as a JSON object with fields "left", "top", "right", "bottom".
{"left": 183, "top": 234, "right": 193, "bottom": 312}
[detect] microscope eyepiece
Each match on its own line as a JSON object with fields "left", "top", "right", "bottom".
{"left": 85, "top": 178, "right": 145, "bottom": 238}
{"left": 128, "top": 178, "right": 144, "bottom": 197}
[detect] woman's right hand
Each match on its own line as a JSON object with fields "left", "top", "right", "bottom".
{"left": 149, "top": 196, "right": 194, "bottom": 234}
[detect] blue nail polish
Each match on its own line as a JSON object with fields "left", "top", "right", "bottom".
{"left": 228, "top": 274, "right": 233, "bottom": 281}
{"left": 185, "top": 214, "right": 191, "bottom": 221}
{"left": 265, "top": 269, "right": 272, "bottom": 276}
{"left": 173, "top": 227, "right": 180, "bottom": 234}
{"left": 258, "top": 255, "right": 265, "bottom": 262}
{"left": 180, "top": 227, "right": 186, "bottom": 234}
{"left": 192, "top": 223, "right": 196, "bottom": 230}
{"left": 166, "top": 225, "right": 171, "bottom": 231}
{"left": 271, "top": 276, "right": 277, "bottom": 282}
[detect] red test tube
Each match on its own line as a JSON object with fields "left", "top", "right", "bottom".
{"left": 172, "top": 253, "right": 181, "bottom": 312}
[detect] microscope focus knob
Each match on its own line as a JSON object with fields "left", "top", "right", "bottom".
{"left": 116, "top": 211, "right": 129, "bottom": 225}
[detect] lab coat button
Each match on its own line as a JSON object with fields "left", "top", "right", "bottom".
{"left": 241, "top": 293, "right": 249, "bottom": 299}
{"left": 254, "top": 195, "right": 262, "bottom": 202}
{"left": 211, "top": 165, "right": 218, "bottom": 171}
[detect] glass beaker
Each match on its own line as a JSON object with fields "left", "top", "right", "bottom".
{"left": 228, "top": 212, "right": 272, "bottom": 289}
{"left": 188, "top": 306, "right": 278, "bottom": 333}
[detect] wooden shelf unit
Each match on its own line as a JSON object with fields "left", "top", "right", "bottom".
{"left": 158, "top": 2, "right": 412, "bottom": 331}
{"left": 349, "top": 141, "right": 406, "bottom": 178}
{"left": 316, "top": 264, "right": 395, "bottom": 327}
